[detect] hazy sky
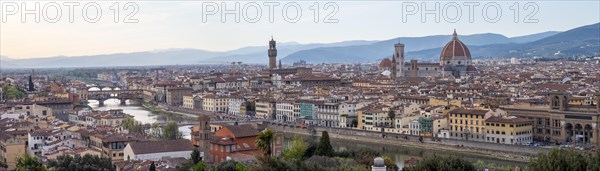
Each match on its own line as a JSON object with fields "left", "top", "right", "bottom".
{"left": 1, "top": 0, "right": 599, "bottom": 59}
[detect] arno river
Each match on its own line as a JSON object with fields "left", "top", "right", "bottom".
{"left": 88, "top": 98, "right": 526, "bottom": 169}
{"left": 88, "top": 99, "right": 193, "bottom": 140}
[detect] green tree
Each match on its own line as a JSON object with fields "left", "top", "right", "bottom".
{"left": 162, "top": 121, "right": 180, "bottom": 140}
{"left": 174, "top": 161, "right": 194, "bottom": 171}
{"left": 46, "top": 154, "right": 113, "bottom": 171}
{"left": 150, "top": 123, "right": 161, "bottom": 137}
{"left": 215, "top": 160, "right": 238, "bottom": 171}
{"left": 383, "top": 156, "right": 399, "bottom": 171}
{"left": 190, "top": 162, "right": 206, "bottom": 171}
{"left": 315, "top": 131, "right": 334, "bottom": 157}
{"left": 283, "top": 136, "right": 307, "bottom": 160}
{"left": 235, "top": 162, "right": 247, "bottom": 171}
{"left": 589, "top": 150, "right": 600, "bottom": 171}
{"left": 255, "top": 129, "right": 275, "bottom": 158}
{"left": 15, "top": 153, "right": 47, "bottom": 171}
{"left": 245, "top": 101, "right": 255, "bottom": 112}
{"left": 3, "top": 86, "right": 26, "bottom": 100}
{"left": 402, "top": 155, "right": 475, "bottom": 171}
{"left": 351, "top": 119, "right": 358, "bottom": 128}
{"left": 527, "top": 148, "right": 588, "bottom": 171}
{"left": 191, "top": 149, "right": 202, "bottom": 164}
{"left": 149, "top": 162, "right": 156, "bottom": 171}
{"left": 122, "top": 117, "right": 143, "bottom": 134}
{"left": 473, "top": 160, "right": 486, "bottom": 169}
{"left": 387, "top": 110, "right": 396, "bottom": 127}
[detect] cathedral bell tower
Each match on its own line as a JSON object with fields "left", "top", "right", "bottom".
{"left": 393, "top": 43, "right": 405, "bottom": 79}
{"left": 268, "top": 37, "right": 277, "bottom": 71}
{"left": 28, "top": 69, "right": 35, "bottom": 92}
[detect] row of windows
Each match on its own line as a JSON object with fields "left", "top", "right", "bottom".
{"left": 487, "top": 130, "right": 531, "bottom": 135}
{"left": 451, "top": 126, "right": 482, "bottom": 133}
{"left": 450, "top": 133, "right": 482, "bottom": 139}
{"left": 450, "top": 119, "right": 483, "bottom": 125}
{"left": 276, "top": 105, "right": 294, "bottom": 110}
{"left": 486, "top": 136, "right": 531, "bottom": 143}
{"left": 486, "top": 123, "right": 531, "bottom": 127}
{"left": 450, "top": 114, "right": 483, "bottom": 119}
{"left": 211, "top": 144, "right": 237, "bottom": 153}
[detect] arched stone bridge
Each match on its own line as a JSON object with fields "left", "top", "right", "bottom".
{"left": 86, "top": 89, "right": 142, "bottom": 106}
{"left": 87, "top": 86, "right": 121, "bottom": 91}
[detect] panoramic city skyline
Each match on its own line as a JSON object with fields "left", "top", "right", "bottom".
{"left": 1, "top": 0, "right": 599, "bottom": 170}
{"left": 1, "top": 1, "right": 599, "bottom": 59}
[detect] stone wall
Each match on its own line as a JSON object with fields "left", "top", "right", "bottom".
{"left": 265, "top": 122, "right": 544, "bottom": 155}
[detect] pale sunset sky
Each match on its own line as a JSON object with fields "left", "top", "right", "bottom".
{"left": 1, "top": 0, "right": 599, "bottom": 59}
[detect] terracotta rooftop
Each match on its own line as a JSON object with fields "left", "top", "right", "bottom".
{"left": 449, "top": 108, "right": 489, "bottom": 115}
{"left": 485, "top": 116, "right": 532, "bottom": 124}
{"left": 128, "top": 139, "right": 195, "bottom": 155}
{"left": 220, "top": 124, "right": 260, "bottom": 138}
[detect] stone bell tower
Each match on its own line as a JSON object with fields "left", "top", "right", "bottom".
{"left": 198, "top": 115, "right": 212, "bottom": 162}
{"left": 268, "top": 37, "right": 277, "bottom": 71}
{"left": 393, "top": 42, "right": 405, "bottom": 79}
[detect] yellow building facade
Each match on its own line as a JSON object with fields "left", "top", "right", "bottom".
{"left": 448, "top": 109, "right": 489, "bottom": 141}
{"left": 485, "top": 116, "right": 533, "bottom": 145}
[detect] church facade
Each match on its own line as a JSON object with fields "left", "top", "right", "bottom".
{"left": 390, "top": 30, "right": 477, "bottom": 78}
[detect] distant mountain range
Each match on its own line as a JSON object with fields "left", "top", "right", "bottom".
{"left": 407, "top": 23, "right": 600, "bottom": 60}
{"left": 282, "top": 31, "right": 563, "bottom": 63}
{"left": 2, "top": 23, "right": 598, "bottom": 68}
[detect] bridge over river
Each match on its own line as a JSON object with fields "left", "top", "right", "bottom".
{"left": 83, "top": 85, "right": 142, "bottom": 106}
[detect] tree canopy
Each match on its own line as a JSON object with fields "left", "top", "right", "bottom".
{"left": 15, "top": 153, "right": 46, "bottom": 171}
{"left": 149, "top": 162, "right": 156, "bottom": 171}
{"left": 191, "top": 149, "right": 202, "bottom": 164}
{"left": 255, "top": 129, "right": 275, "bottom": 157}
{"left": 162, "top": 121, "right": 181, "bottom": 140}
{"left": 46, "top": 154, "right": 113, "bottom": 171}
{"left": 315, "top": 131, "right": 334, "bottom": 157}
{"left": 402, "top": 155, "right": 475, "bottom": 171}
{"left": 527, "top": 148, "right": 598, "bottom": 171}
{"left": 122, "top": 117, "right": 143, "bottom": 134}
{"left": 388, "top": 110, "right": 396, "bottom": 120}
{"left": 190, "top": 162, "right": 206, "bottom": 171}
{"left": 283, "top": 136, "right": 307, "bottom": 160}
{"left": 351, "top": 119, "right": 358, "bottom": 128}
{"left": 3, "top": 86, "right": 26, "bottom": 100}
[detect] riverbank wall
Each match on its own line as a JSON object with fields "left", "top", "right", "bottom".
{"left": 265, "top": 122, "right": 546, "bottom": 162}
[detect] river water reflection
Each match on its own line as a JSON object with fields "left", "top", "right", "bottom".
{"left": 88, "top": 99, "right": 192, "bottom": 140}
